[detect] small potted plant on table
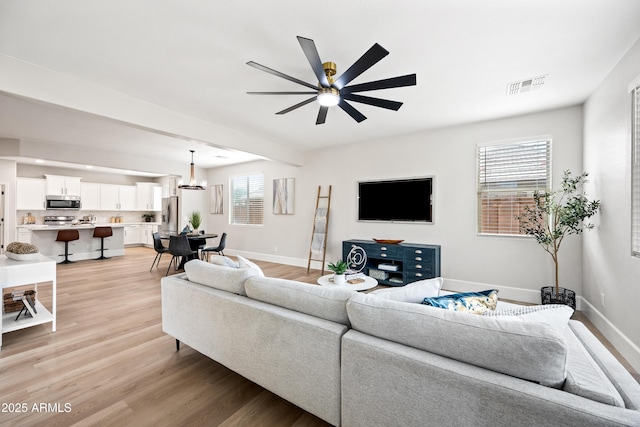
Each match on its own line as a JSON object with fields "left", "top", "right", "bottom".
{"left": 518, "top": 170, "right": 600, "bottom": 309}
{"left": 188, "top": 211, "right": 202, "bottom": 233}
{"left": 327, "top": 260, "right": 349, "bottom": 285}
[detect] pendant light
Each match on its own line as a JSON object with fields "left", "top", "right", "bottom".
{"left": 178, "top": 150, "right": 207, "bottom": 190}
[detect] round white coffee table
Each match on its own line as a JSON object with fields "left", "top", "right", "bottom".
{"left": 317, "top": 274, "right": 378, "bottom": 291}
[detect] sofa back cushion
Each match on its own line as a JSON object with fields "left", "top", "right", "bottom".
{"left": 346, "top": 293, "right": 568, "bottom": 387}
{"left": 184, "top": 259, "right": 261, "bottom": 295}
{"left": 245, "top": 276, "right": 355, "bottom": 325}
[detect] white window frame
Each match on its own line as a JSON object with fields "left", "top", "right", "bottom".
{"left": 630, "top": 76, "right": 640, "bottom": 257}
{"left": 229, "top": 173, "right": 265, "bottom": 226}
{"left": 477, "top": 136, "right": 552, "bottom": 236}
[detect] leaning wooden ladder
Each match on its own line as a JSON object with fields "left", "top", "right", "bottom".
{"left": 307, "top": 185, "right": 332, "bottom": 274}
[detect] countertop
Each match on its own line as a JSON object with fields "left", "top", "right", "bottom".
{"left": 19, "top": 222, "right": 161, "bottom": 231}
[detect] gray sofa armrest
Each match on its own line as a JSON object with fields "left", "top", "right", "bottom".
{"left": 341, "top": 330, "right": 640, "bottom": 427}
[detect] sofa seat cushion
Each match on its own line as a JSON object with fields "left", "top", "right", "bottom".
{"left": 184, "top": 259, "right": 261, "bottom": 295}
{"left": 245, "top": 276, "right": 355, "bottom": 325}
{"left": 568, "top": 320, "right": 640, "bottom": 410}
{"left": 562, "top": 326, "right": 625, "bottom": 407}
{"left": 346, "top": 293, "right": 568, "bottom": 387}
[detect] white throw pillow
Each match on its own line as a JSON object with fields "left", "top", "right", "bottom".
{"left": 236, "top": 255, "right": 265, "bottom": 277}
{"left": 208, "top": 255, "right": 239, "bottom": 268}
{"left": 371, "top": 277, "right": 443, "bottom": 303}
{"left": 483, "top": 304, "right": 574, "bottom": 334}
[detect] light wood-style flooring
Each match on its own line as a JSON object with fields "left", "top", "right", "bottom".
{"left": 0, "top": 247, "right": 636, "bottom": 426}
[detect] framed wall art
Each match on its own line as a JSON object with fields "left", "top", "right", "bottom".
{"left": 210, "top": 184, "right": 224, "bottom": 214}
{"left": 273, "top": 178, "right": 295, "bottom": 214}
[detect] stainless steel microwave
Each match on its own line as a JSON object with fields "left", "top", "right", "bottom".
{"left": 46, "top": 195, "right": 81, "bottom": 210}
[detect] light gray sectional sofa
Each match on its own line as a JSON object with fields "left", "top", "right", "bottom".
{"left": 161, "top": 258, "right": 640, "bottom": 427}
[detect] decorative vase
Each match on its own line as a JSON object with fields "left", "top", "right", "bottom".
{"left": 541, "top": 286, "right": 576, "bottom": 310}
{"left": 333, "top": 273, "right": 346, "bottom": 285}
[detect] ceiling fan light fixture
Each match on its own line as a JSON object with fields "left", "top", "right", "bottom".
{"left": 178, "top": 150, "right": 206, "bottom": 190}
{"left": 317, "top": 87, "right": 340, "bottom": 107}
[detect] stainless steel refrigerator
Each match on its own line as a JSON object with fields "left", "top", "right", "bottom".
{"left": 160, "top": 196, "right": 179, "bottom": 235}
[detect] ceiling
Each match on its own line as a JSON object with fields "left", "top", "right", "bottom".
{"left": 1, "top": 0, "right": 640, "bottom": 175}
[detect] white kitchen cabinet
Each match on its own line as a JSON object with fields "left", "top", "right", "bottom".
{"left": 16, "top": 178, "right": 46, "bottom": 210}
{"left": 80, "top": 182, "right": 101, "bottom": 211}
{"left": 100, "top": 185, "right": 136, "bottom": 211}
{"left": 45, "top": 175, "right": 81, "bottom": 196}
{"left": 124, "top": 225, "right": 141, "bottom": 246}
{"left": 118, "top": 186, "right": 136, "bottom": 211}
{"left": 16, "top": 227, "right": 31, "bottom": 243}
{"left": 140, "top": 224, "right": 158, "bottom": 246}
{"left": 163, "top": 176, "right": 179, "bottom": 197}
{"left": 136, "top": 183, "right": 161, "bottom": 211}
{"left": 125, "top": 226, "right": 138, "bottom": 244}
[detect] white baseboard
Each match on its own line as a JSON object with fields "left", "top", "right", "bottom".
{"left": 578, "top": 297, "right": 640, "bottom": 373}
{"left": 224, "top": 250, "right": 325, "bottom": 271}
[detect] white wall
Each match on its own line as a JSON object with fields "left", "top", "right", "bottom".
{"left": 207, "top": 105, "right": 584, "bottom": 303}
{"left": 583, "top": 38, "right": 640, "bottom": 371}
{"left": 0, "top": 158, "right": 17, "bottom": 246}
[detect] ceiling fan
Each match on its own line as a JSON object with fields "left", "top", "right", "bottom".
{"left": 246, "top": 36, "right": 417, "bottom": 125}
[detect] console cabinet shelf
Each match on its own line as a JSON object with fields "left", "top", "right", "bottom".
{"left": 342, "top": 239, "right": 441, "bottom": 286}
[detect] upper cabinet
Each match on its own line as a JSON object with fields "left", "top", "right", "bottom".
{"left": 16, "top": 178, "right": 46, "bottom": 210}
{"left": 100, "top": 184, "right": 136, "bottom": 211}
{"left": 45, "top": 174, "right": 81, "bottom": 196}
{"left": 136, "top": 183, "right": 162, "bottom": 211}
{"left": 80, "top": 182, "right": 102, "bottom": 211}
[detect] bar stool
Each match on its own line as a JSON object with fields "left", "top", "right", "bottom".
{"left": 56, "top": 229, "right": 80, "bottom": 264}
{"left": 93, "top": 226, "right": 113, "bottom": 260}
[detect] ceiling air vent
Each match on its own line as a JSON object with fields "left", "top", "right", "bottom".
{"left": 507, "top": 74, "right": 547, "bottom": 95}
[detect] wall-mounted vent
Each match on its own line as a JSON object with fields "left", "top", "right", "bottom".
{"left": 507, "top": 74, "right": 547, "bottom": 95}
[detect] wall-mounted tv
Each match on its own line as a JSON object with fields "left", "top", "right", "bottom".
{"left": 358, "top": 176, "right": 434, "bottom": 223}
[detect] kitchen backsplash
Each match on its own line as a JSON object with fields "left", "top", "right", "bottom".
{"left": 17, "top": 210, "right": 159, "bottom": 225}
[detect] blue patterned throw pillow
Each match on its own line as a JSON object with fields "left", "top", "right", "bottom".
{"left": 421, "top": 289, "right": 499, "bottom": 314}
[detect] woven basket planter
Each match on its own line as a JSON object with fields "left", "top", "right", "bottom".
{"left": 541, "top": 286, "right": 576, "bottom": 310}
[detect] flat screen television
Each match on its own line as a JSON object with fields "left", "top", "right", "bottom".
{"left": 358, "top": 177, "right": 434, "bottom": 223}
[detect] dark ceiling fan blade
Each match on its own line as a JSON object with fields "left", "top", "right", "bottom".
{"left": 343, "top": 93, "right": 403, "bottom": 111}
{"left": 332, "top": 43, "right": 389, "bottom": 90}
{"left": 247, "top": 91, "right": 316, "bottom": 95}
{"left": 275, "top": 96, "right": 317, "bottom": 115}
{"left": 338, "top": 99, "right": 367, "bottom": 123}
{"left": 297, "top": 36, "right": 329, "bottom": 87}
{"left": 316, "top": 106, "right": 328, "bottom": 125}
{"left": 341, "top": 74, "right": 417, "bottom": 94}
{"left": 247, "top": 61, "right": 317, "bottom": 90}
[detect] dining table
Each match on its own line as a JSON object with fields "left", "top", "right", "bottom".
{"left": 160, "top": 232, "right": 218, "bottom": 270}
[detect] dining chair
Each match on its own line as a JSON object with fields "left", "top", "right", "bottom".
{"left": 165, "top": 235, "right": 198, "bottom": 276}
{"left": 150, "top": 232, "right": 169, "bottom": 271}
{"left": 200, "top": 232, "right": 227, "bottom": 261}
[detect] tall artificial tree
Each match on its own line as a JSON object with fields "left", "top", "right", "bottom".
{"left": 518, "top": 170, "right": 600, "bottom": 296}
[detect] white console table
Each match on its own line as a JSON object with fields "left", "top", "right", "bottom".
{"left": 0, "top": 254, "right": 56, "bottom": 350}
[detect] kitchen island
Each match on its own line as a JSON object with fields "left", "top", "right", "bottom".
{"left": 26, "top": 224, "right": 125, "bottom": 262}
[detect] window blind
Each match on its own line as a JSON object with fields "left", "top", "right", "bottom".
{"left": 632, "top": 87, "right": 640, "bottom": 256}
{"left": 477, "top": 138, "right": 551, "bottom": 235}
{"left": 229, "top": 173, "right": 264, "bottom": 225}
